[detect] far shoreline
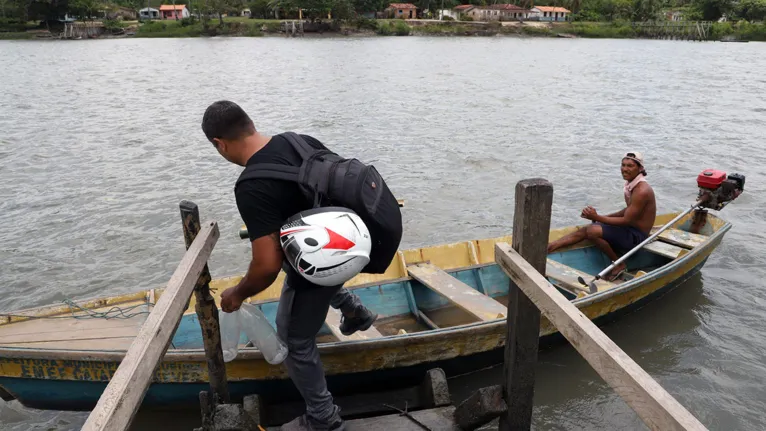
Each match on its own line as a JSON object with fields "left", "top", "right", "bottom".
{"left": 2, "top": 18, "right": 763, "bottom": 42}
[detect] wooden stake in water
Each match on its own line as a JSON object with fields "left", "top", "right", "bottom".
{"left": 499, "top": 178, "right": 553, "bottom": 431}
{"left": 180, "top": 201, "right": 230, "bottom": 405}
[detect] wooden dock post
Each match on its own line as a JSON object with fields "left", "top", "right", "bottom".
{"left": 81, "top": 221, "right": 220, "bottom": 431}
{"left": 495, "top": 242, "right": 708, "bottom": 431}
{"left": 493, "top": 191, "right": 710, "bottom": 431}
{"left": 500, "top": 178, "right": 553, "bottom": 431}
{"left": 180, "top": 201, "right": 230, "bottom": 406}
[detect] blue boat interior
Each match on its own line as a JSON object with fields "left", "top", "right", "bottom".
{"left": 170, "top": 237, "right": 684, "bottom": 349}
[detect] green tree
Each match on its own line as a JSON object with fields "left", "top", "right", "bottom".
{"left": 632, "top": 0, "right": 660, "bottom": 20}
{"left": 269, "top": 0, "right": 342, "bottom": 18}
{"left": 737, "top": 0, "right": 766, "bottom": 20}
{"left": 70, "top": 0, "right": 102, "bottom": 18}
{"left": 692, "top": 0, "right": 732, "bottom": 20}
{"left": 248, "top": 0, "right": 271, "bottom": 17}
{"left": 578, "top": 0, "right": 633, "bottom": 20}
{"left": 112, "top": 0, "right": 142, "bottom": 10}
{"left": 1, "top": 0, "right": 11, "bottom": 18}
{"left": 351, "top": 0, "right": 386, "bottom": 13}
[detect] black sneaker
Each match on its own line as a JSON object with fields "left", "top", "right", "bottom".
{"left": 339, "top": 306, "right": 378, "bottom": 336}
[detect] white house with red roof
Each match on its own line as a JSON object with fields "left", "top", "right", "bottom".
{"left": 459, "top": 4, "right": 531, "bottom": 21}
{"left": 530, "top": 6, "right": 571, "bottom": 21}
{"left": 385, "top": 3, "right": 418, "bottom": 19}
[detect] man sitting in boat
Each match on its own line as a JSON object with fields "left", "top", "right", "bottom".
{"left": 547, "top": 152, "right": 656, "bottom": 280}
{"left": 202, "top": 101, "right": 379, "bottom": 431}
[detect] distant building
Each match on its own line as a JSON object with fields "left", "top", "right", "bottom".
{"left": 452, "top": 4, "right": 474, "bottom": 20}
{"left": 437, "top": 8, "right": 460, "bottom": 20}
{"left": 139, "top": 7, "right": 160, "bottom": 19}
{"left": 530, "top": 6, "right": 570, "bottom": 22}
{"left": 386, "top": 3, "right": 418, "bottom": 19}
{"left": 159, "top": 5, "right": 190, "bottom": 20}
{"left": 241, "top": 8, "right": 251, "bottom": 17}
{"left": 463, "top": 4, "right": 531, "bottom": 21}
{"left": 107, "top": 6, "right": 137, "bottom": 20}
{"left": 665, "top": 10, "right": 683, "bottom": 21}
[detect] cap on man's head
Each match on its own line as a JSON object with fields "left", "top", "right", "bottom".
{"left": 623, "top": 151, "right": 647, "bottom": 175}
{"left": 623, "top": 152, "right": 644, "bottom": 167}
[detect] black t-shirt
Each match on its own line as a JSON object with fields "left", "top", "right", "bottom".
{"left": 235, "top": 133, "right": 327, "bottom": 287}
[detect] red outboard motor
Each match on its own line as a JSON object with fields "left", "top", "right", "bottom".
{"left": 697, "top": 169, "right": 746, "bottom": 210}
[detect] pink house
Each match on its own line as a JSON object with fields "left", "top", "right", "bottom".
{"left": 159, "top": 4, "right": 190, "bottom": 19}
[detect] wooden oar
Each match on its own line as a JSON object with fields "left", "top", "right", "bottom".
{"left": 578, "top": 199, "right": 706, "bottom": 293}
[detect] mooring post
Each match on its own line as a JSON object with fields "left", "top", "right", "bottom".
{"left": 499, "top": 179, "right": 553, "bottom": 431}
{"left": 180, "top": 201, "right": 230, "bottom": 405}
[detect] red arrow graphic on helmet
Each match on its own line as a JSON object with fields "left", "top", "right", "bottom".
{"left": 324, "top": 228, "right": 355, "bottom": 251}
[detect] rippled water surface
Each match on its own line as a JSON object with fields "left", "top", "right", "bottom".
{"left": 1, "top": 37, "right": 765, "bottom": 430}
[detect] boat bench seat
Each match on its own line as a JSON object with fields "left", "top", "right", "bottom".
{"left": 324, "top": 308, "right": 383, "bottom": 342}
{"left": 545, "top": 259, "right": 615, "bottom": 294}
{"left": 644, "top": 240, "right": 688, "bottom": 260}
{"left": 407, "top": 263, "right": 506, "bottom": 321}
{"left": 652, "top": 228, "right": 707, "bottom": 249}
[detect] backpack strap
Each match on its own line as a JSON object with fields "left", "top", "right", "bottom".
{"left": 281, "top": 131, "right": 337, "bottom": 197}
{"left": 235, "top": 163, "right": 300, "bottom": 189}
{"left": 281, "top": 132, "right": 317, "bottom": 161}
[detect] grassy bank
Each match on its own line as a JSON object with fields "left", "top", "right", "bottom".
{"left": 561, "top": 21, "right": 766, "bottom": 41}
{"left": 0, "top": 18, "right": 43, "bottom": 39}
{"left": 135, "top": 18, "right": 275, "bottom": 37}
{"left": 711, "top": 21, "right": 766, "bottom": 41}
{"left": 0, "top": 31, "right": 36, "bottom": 40}
{"left": 370, "top": 20, "right": 566, "bottom": 37}
{"left": 568, "top": 22, "right": 637, "bottom": 38}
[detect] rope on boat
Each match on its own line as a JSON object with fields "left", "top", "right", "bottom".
{"left": 382, "top": 402, "right": 433, "bottom": 431}
{"left": 1, "top": 299, "right": 154, "bottom": 321}
{"left": 63, "top": 299, "right": 154, "bottom": 320}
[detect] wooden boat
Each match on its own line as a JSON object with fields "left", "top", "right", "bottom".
{"left": 0, "top": 211, "right": 730, "bottom": 412}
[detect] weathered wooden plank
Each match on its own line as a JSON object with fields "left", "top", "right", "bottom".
{"left": 267, "top": 406, "right": 460, "bottom": 431}
{"left": 500, "top": 178, "right": 552, "bottom": 431}
{"left": 324, "top": 307, "right": 383, "bottom": 341}
{"left": 546, "top": 259, "right": 614, "bottom": 293}
{"left": 407, "top": 263, "right": 506, "bottom": 321}
{"left": 81, "top": 221, "right": 219, "bottom": 431}
{"left": 496, "top": 243, "right": 708, "bottom": 431}
{"left": 644, "top": 240, "right": 686, "bottom": 260}
{"left": 0, "top": 337, "right": 137, "bottom": 351}
{"left": 0, "top": 326, "right": 140, "bottom": 345}
{"left": 180, "top": 200, "right": 230, "bottom": 405}
{"left": 0, "top": 303, "right": 148, "bottom": 347}
{"left": 652, "top": 228, "right": 707, "bottom": 249}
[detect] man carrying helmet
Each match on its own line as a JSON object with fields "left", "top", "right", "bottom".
{"left": 547, "top": 152, "right": 656, "bottom": 281}
{"left": 202, "top": 100, "right": 389, "bottom": 431}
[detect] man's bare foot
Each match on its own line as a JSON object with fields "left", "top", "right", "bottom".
{"left": 605, "top": 262, "right": 627, "bottom": 281}
{"left": 547, "top": 241, "right": 563, "bottom": 253}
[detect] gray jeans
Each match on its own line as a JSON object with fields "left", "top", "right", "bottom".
{"left": 275, "top": 280, "right": 363, "bottom": 428}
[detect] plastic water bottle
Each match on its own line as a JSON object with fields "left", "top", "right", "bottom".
{"left": 238, "top": 302, "right": 288, "bottom": 365}
{"left": 219, "top": 310, "right": 241, "bottom": 363}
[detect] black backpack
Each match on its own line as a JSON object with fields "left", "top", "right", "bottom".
{"left": 235, "top": 132, "right": 403, "bottom": 274}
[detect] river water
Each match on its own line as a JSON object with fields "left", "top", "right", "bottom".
{"left": 0, "top": 36, "right": 764, "bottom": 430}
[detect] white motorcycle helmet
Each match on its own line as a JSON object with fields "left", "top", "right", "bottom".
{"left": 280, "top": 207, "right": 372, "bottom": 287}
